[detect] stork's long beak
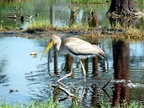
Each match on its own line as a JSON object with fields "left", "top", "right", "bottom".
{"left": 40, "top": 39, "right": 54, "bottom": 60}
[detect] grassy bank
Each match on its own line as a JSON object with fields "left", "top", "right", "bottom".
{"left": 0, "top": 100, "right": 143, "bottom": 108}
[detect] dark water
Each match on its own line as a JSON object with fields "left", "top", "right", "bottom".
{"left": 0, "top": 36, "right": 144, "bottom": 107}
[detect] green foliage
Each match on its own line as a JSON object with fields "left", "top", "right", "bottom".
{"left": 28, "top": 19, "right": 53, "bottom": 30}
{"left": 0, "top": 100, "right": 143, "bottom": 108}
{"left": 0, "top": 99, "right": 57, "bottom": 108}
{"left": 26, "top": 100, "right": 57, "bottom": 108}
{"left": 70, "top": 0, "right": 106, "bottom": 4}
{"left": 71, "top": 0, "right": 143, "bottom": 4}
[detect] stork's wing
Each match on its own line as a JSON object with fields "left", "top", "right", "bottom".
{"left": 64, "top": 38, "right": 99, "bottom": 55}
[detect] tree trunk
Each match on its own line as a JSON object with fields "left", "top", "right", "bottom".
{"left": 112, "top": 40, "right": 130, "bottom": 107}
{"left": 107, "top": 0, "right": 140, "bottom": 16}
{"left": 112, "top": 40, "right": 130, "bottom": 80}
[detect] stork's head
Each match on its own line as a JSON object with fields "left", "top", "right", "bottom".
{"left": 51, "top": 34, "right": 61, "bottom": 51}
{"left": 40, "top": 34, "right": 61, "bottom": 60}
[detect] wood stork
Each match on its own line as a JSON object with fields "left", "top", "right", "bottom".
{"left": 40, "top": 34, "right": 105, "bottom": 82}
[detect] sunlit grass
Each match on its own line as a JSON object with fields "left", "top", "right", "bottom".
{"left": 100, "top": 101, "right": 143, "bottom": 108}
{"left": 70, "top": 0, "right": 106, "bottom": 4}
{"left": 27, "top": 20, "right": 91, "bottom": 31}
{"left": 0, "top": 100, "right": 143, "bottom": 108}
{"left": 70, "top": 0, "right": 143, "bottom": 3}
{"left": 28, "top": 19, "right": 54, "bottom": 30}
{"left": 0, "top": 98, "right": 57, "bottom": 108}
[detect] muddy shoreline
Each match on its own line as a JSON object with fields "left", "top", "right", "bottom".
{"left": 0, "top": 29, "right": 144, "bottom": 41}
{"left": 0, "top": 29, "right": 105, "bottom": 38}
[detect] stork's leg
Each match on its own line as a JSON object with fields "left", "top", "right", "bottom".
{"left": 57, "top": 71, "right": 73, "bottom": 82}
{"left": 80, "top": 60, "right": 86, "bottom": 82}
{"left": 57, "top": 59, "right": 74, "bottom": 82}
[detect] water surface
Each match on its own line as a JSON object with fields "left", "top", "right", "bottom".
{"left": 0, "top": 36, "right": 144, "bottom": 107}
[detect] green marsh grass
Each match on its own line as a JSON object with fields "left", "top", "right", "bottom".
{"left": 0, "top": 99, "right": 57, "bottom": 108}
{"left": 27, "top": 20, "right": 91, "bottom": 31}
{"left": 70, "top": 0, "right": 106, "bottom": 4}
{"left": 28, "top": 19, "right": 53, "bottom": 30}
{"left": 0, "top": 99, "right": 143, "bottom": 108}
{"left": 70, "top": 0, "right": 144, "bottom": 4}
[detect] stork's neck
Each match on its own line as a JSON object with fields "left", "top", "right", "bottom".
{"left": 55, "top": 39, "right": 62, "bottom": 51}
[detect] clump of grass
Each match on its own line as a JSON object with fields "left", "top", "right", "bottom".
{"left": 58, "top": 23, "right": 90, "bottom": 31}
{"left": 70, "top": 23, "right": 90, "bottom": 30}
{"left": 26, "top": 100, "right": 57, "bottom": 108}
{"left": 0, "top": 99, "right": 57, "bottom": 108}
{"left": 28, "top": 20, "right": 90, "bottom": 31}
{"left": 0, "top": 99, "right": 143, "bottom": 108}
{"left": 28, "top": 19, "right": 54, "bottom": 30}
{"left": 127, "top": 28, "right": 143, "bottom": 34}
{"left": 70, "top": 0, "right": 106, "bottom": 4}
{"left": 99, "top": 101, "right": 143, "bottom": 108}
{"left": 128, "top": 102, "right": 144, "bottom": 108}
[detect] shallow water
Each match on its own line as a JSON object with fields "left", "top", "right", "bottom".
{"left": 0, "top": 36, "right": 144, "bottom": 107}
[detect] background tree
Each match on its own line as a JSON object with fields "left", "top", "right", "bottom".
{"left": 107, "top": 0, "right": 142, "bottom": 16}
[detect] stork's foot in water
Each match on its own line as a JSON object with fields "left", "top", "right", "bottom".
{"left": 57, "top": 71, "right": 73, "bottom": 82}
